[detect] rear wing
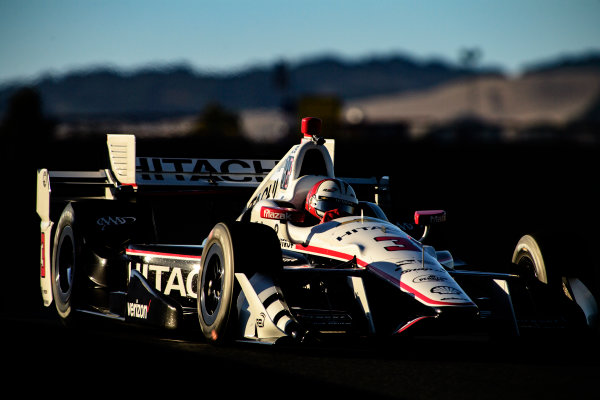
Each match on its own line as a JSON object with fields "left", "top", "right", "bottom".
{"left": 37, "top": 134, "right": 279, "bottom": 200}
{"left": 36, "top": 134, "right": 280, "bottom": 240}
{"left": 113, "top": 134, "right": 279, "bottom": 190}
{"left": 136, "top": 156, "right": 277, "bottom": 188}
{"left": 36, "top": 133, "right": 389, "bottom": 225}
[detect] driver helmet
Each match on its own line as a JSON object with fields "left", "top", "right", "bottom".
{"left": 305, "top": 178, "right": 358, "bottom": 219}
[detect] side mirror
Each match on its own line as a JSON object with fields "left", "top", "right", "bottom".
{"left": 260, "top": 206, "right": 305, "bottom": 223}
{"left": 414, "top": 210, "right": 446, "bottom": 226}
{"left": 414, "top": 210, "right": 446, "bottom": 242}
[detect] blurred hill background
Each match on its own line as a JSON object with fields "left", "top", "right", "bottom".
{"left": 1, "top": 50, "right": 599, "bottom": 144}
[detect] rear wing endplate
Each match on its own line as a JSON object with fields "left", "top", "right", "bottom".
{"left": 107, "top": 134, "right": 137, "bottom": 187}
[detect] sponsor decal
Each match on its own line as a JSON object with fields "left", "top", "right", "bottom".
{"left": 441, "top": 297, "right": 470, "bottom": 302}
{"left": 127, "top": 300, "right": 151, "bottom": 319}
{"left": 256, "top": 312, "right": 266, "bottom": 328}
{"left": 136, "top": 157, "right": 276, "bottom": 184}
{"left": 261, "top": 207, "right": 288, "bottom": 220}
{"left": 41, "top": 170, "right": 49, "bottom": 188}
{"left": 97, "top": 216, "right": 136, "bottom": 231}
{"left": 396, "top": 265, "right": 445, "bottom": 274}
{"left": 261, "top": 207, "right": 304, "bottom": 223}
{"left": 430, "top": 286, "right": 463, "bottom": 295}
{"left": 280, "top": 238, "right": 295, "bottom": 249}
{"left": 395, "top": 222, "right": 415, "bottom": 231}
{"left": 413, "top": 274, "right": 448, "bottom": 283}
{"left": 336, "top": 225, "right": 388, "bottom": 241}
{"left": 249, "top": 179, "right": 280, "bottom": 207}
{"left": 129, "top": 262, "right": 199, "bottom": 298}
{"left": 394, "top": 259, "right": 421, "bottom": 267}
{"left": 280, "top": 156, "right": 294, "bottom": 189}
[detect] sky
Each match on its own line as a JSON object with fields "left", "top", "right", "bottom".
{"left": 1, "top": 0, "right": 599, "bottom": 85}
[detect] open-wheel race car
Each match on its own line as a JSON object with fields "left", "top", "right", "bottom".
{"left": 38, "top": 116, "right": 589, "bottom": 345}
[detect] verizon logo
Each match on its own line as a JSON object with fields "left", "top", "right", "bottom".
{"left": 127, "top": 300, "right": 150, "bottom": 319}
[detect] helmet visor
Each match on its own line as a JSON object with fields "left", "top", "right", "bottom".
{"left": 314, "top": 197, "right": 356, "bottom": 216}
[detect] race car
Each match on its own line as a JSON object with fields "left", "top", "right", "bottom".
{"left": 38, "top": 117, "right": 523, "bottom": 344}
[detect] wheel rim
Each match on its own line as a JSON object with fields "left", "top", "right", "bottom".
{"left": 517, "top": 251, "right": 538, "bottom": 284}
{"left": 203, "top": 250, "right": 223, "bottom": 316}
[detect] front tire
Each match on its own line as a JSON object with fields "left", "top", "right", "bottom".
{"left": 198, "top": 223, "right": 236, "bottom": 344}
{"left": 197, "top": 222, "right": 282, "bottom": 344}
{"left": 511, "top": 234, "right": 598, "bottom": 333}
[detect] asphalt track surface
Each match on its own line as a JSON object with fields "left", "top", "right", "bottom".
{"left": 3, "top": 305, "right": 599, "bottom": 400}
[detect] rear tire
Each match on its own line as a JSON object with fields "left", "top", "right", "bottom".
{"left": 51, "top": 203, "right": 80, "bottom": 324}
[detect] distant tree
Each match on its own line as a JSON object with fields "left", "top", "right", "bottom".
{"left": 459, "top": 48, "right": 482, "bottom": 70}
{"left": 0, "top": 86, "right": 53, "bottom": 168}
{"left": 191, "top": 102, "right": 241, "bottom": 138}
{"left": 272, "top": 60, "right": 290, "bottom": 92}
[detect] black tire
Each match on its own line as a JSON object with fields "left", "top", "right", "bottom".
{"left": 512, "top": 234, "right": 549, "bottom": 284}
{"left": 511, "top": 234, "right": 598, "bottom": 333}
{"left": 197, "top": 222, "right": 282, "bottom": 344}
{"left": 51, "top": 203, "right": 81, "bottom": 324}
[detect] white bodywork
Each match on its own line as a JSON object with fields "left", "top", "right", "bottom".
{"left": 241, "top": 135, "right": 474, "bottom": 311}
{"left": 284, "top": 216, "right": 472, "bottom": 308}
